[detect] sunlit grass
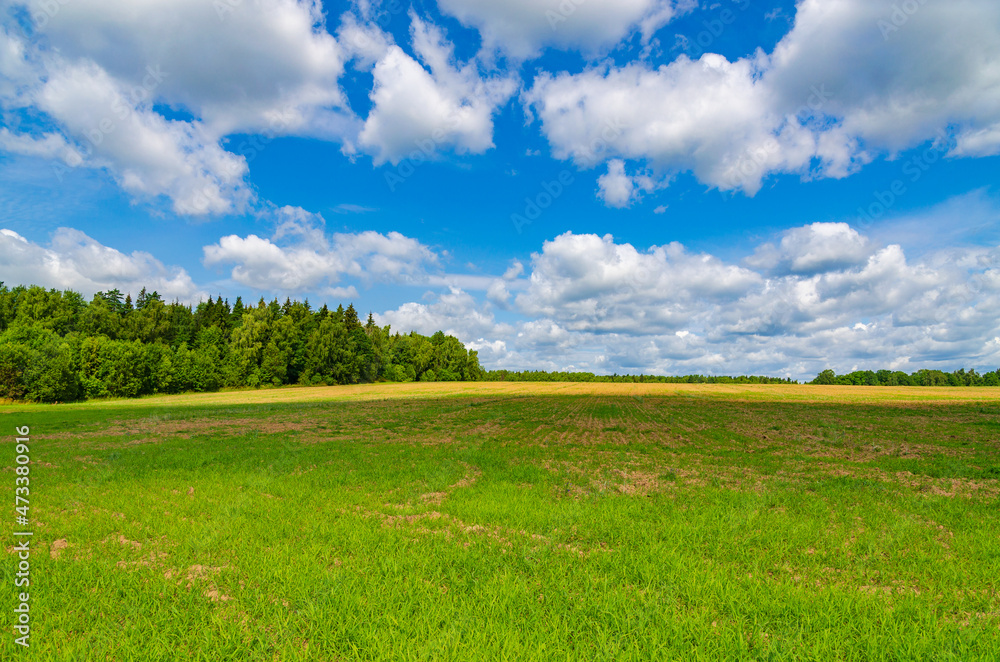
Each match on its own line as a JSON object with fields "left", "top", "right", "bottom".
{"left": 6, "top": 381, "right": 1000, "bottom": 414}
{"left": 3, "top": 387, "right": 999, "bottom": 659}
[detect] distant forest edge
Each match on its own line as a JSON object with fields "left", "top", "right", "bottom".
{"left": 0, "top": 284, "right": 485, "bottom": 403}
{"left": 481, "top": 371, "right": 794, "bottom": 384}
{"left": 0, "top": 284, "right": 995, "bottom": 403}
{"left": 809, "top": 368, "right": 1000, "bottom": 387}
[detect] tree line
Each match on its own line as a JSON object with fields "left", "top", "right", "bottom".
{"left": 0, "top": 284, "right": 484, "bottom": 402}
{"left": 811, "top": 368, "right": 1000, "bottom": 387}
{"left": 483, "top": 370, "right": 797, "bottom": 384}
{"left": 5, "top": 283, "right": 993, "bottom": 403}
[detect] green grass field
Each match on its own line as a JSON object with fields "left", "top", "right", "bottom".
{"left": 3, "top": 383, "right": 999, "bottom": 660}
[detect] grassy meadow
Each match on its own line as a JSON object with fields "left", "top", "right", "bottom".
{"left": 2, "top": 383, "right": 999, "bottom": 660}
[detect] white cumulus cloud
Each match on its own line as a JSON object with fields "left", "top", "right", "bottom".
{"left": 357, "top": 15, "right": 516, "bottom": 164}
{"left": 516, "top": 231, "right": 761, "bottom": 334}
{"left": 0, "top": 227, "right": 206, "bottom": 302}
{"left": 202, "top": 206, "right": 441, "bottom": 293}
{"left": 746, "top": 222, "right": 874, "bottom": 275}
{"left": 377, "top": 287, "right": 512, "bottom": 342}
{"left": 0, "top": 0, "right": 355, "bottom": 214}
{"left": 436, "top": 0, "right": 693, "bottom": 59}
{"left": 526, "top": 0, "right": 1000, "bottom": 204}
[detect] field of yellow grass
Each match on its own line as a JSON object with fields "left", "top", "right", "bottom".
{"left": 4, "top": 380, "right": 1000, "bottom": 412}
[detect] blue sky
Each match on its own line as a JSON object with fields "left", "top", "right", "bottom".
{"left": 2, "top": 0, "right": 1000, "bottom": 379}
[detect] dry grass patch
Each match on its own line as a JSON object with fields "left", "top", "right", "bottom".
{"left": 10, "top": 382, "right": 1000, "bottom": 416}
{"left": 52, "top": 415, "right": 322, "bottom": 445}
{"left": 349, "top": 504, "right": 609, "bottom": 559}
{"left": 49, "top": 538, "right": 70, "bottom": 559}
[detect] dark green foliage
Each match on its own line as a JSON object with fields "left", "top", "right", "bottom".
{"left": 811, "top": 367, "right": 1000, "bottom": 387}
{"left": 0, "top": 282, "right": 484, "bottom": 402}
{"left": 812, "top": 369, "right": 837, "bottom": 385}
{"left": 77, "top": 336, "right": 148, "bottom": 398}
{"left": 0, "top": 322, "right": 79, "bottom": 402}
{"left": 0, "top": 341, "right": 30, "bottom": 400}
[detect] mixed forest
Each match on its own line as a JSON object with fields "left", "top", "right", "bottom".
{"left": 0, "top": 284, "right": 483, "bottom": 402}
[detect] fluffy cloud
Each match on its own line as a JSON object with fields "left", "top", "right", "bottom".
{"left": 0, "top": 0, "right": 353, "bottom": 214}
{"left": 337, "top": 12, "right": 396, "bottom": 68}
{"left": 596, "top": 159, "right": 660, "bottom": 207}
{"left": 377, "top": 287, "right": 511, "bottom": 342}
{"left": 8, "top": 0, "right": 351, "bottom": 138}
{"left": 32, "top": 59, "right": 252, "bottom": 215}
{"left": 1, "top": 2, "right": 526, "bottom": 207}
{"left": 746, "top": 223, "right": 873, "bottom": 275}
{"left": 596, "top": 160, "right": 635, "bottom": 208}
{"left": 526, "top": 54, "right": 822, "bottom": 195}
{"left": 0, "top": 227, "right": 206, "bottom": 302}
{"left": 203, "top": 206, "right": 440, "bottom": 293}
{"left": 374, "top": 220, "right": 1000, "bottom": 379}
{"left": 0, "top": 127, "right": 81, "bottom": 165}
{"left": 718, "top": 244, "right": 947, "bottom": 338}
{"left": 766, "top": 0, "right": 1000, "bottom": 157}
{"left": 436, "top": 0, "right": 693, "bottom": 59}
{"left": 515, "top": 228, "right": 997, "bottom": 347}
{"left": 357, "top": 15, "right": 516, "bottom": 164}
{"left": 527, "top": 0, "right": 1000, "bottom": 202}
{"left": 4, "top": 0, "right": 1000, "bottom": 216}
{"left": 516, "top": 231, "right": 761, "bottom": 334}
